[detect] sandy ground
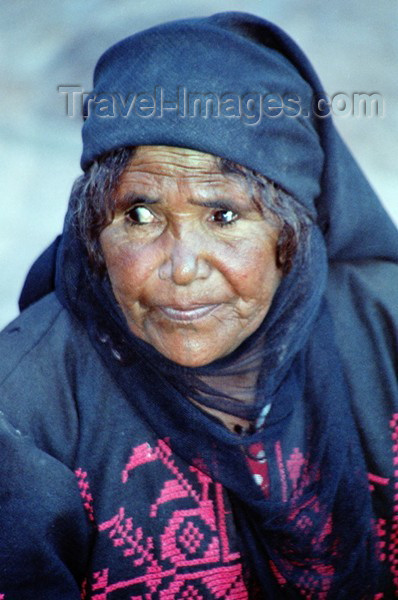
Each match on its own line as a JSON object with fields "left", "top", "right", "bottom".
{"left": 1, "top": 0, "right": 397, "bottom": 329}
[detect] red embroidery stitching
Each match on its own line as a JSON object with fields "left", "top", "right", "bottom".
{"left": 275, "top": 440, "right": 288, "bottom": 503}
{"left": 269, "top": 560, "right": 287, "bottom": 586}
{"left": 369, "top": 473, "right": 390, "bottom": 492}
{"left": 268, "top": 442, "right": 335, "bottom": 597}
{"left": 88, "top": 439, "right": 249, "bottom": 599}
{"left": 76, "top": 410, "right": 398, "bottom": 597}
{"left": 91, "top": 565, "right": 247, "bottom": 599}
{"left": 215, "top": 483, "right": 240, "bottom": 563}
{"left": 98, "top": 507, "right": 157, "bottom": 569}
{"left": 376, "top": 518, "right": 388, "bottom": 563}
{"left": 75, "top": 468, "right": 95, "bottom": 523}
{"left": 80, "top": 577, "right": 87, "bottom": 599}
{"left": 286, "top": 447, "right": 306, "bottom": 492}
{"left": 368, "top": 413, "right": 398, "bottom": 596}
{"left": 388, "top": 413, "right": 398, "bottom": 589}
{"left": 365, "top": 412, "right": 398, "bottom": 596}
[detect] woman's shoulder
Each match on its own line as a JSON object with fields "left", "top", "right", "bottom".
{"left": 1, "top": 293, "right": 68, "bottom": 374}
{"left": 0, "top": 293, "right": 100, "bottom": 464}
{"left": 328, "top": 259, "right": 398, "bottom": 305}
{"left": 0, "top": 293, "right": 93, "bottom": 596}
{"left": 327, "top": 258, "right": 398, "bottom": 383}
{"left": 327, "top": 258, "right": 398, "bottom": 360}
{"left": 327, "top": 259, "right": 398, "bottom": 475}
{"left": 0, "top": 292, "right": 90, "bottom": 390}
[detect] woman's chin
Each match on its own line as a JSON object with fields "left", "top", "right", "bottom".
{"left": 126, "top": 314, "right": 232, "bottom": 367}
{"left": 154, "top": 342, "right": 221, "bottom": 367}
{"left": 140, "top": 332, "right": 227, "bottom": 367}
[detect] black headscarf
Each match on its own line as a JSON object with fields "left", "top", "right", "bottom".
{"left": 20, "top": 12, "right": 398, "bottom": 597}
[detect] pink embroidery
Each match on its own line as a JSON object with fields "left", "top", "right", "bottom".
{"left": 215, "top": 483, "right": 240, "bottom": 563}
{"left": 367, "top": 412, "right": 398, "bottom": 596}
{"left": 99, "top": 507, "right": 157, "bottom": 569}
{"left": 376, "top": 518, "right": 387, "bottom": 562}
{"left": 91, "top": 565, "right": 247, "bottom": 599}
{"left": 160, "top": 508, "right": 220, "bottom": 567}
{"left": 388, "top": 413, "right": 398, "bottom": 589}
{"left": 75, "top": 468, "right": 95, "bottom": 522}
{"left": 80, "top": 578, "right": 87, "bottom": 599}
{"left": 92, "top": 568, "right": 109, "bottom": 599}
{"left": 78, "top": 410, "right": 398, "bottom": 596}
{"left": 369, "top": 472, "right": 390, "bottom": 492}
{"left": 121, "top": 442, "right": 159, "bottom": 483}
{"left": 275, "top": 440, "right": 288, "bottom": 502}
{"left": 269, "top": 560, "right": 287, "bottom": 585}
{"left": 369, "top": 413, "right": 398, "bottom": 594}
{"left": 369, "top": 473, "right": 392, "bottom": 568}
{"left": 296, "top": 563, "right": 334, "bottom": 600}
{"left": 122, "top": 440, "right": 201, "bottom": 515}
{"left": 90, "top": 439, "right": 249, "bottom": 599}
{"left": 268, "top": 442, "right": 335, "bottom": 597}
{"left": 286, "top": 447, "right": 306, "bottom": 492}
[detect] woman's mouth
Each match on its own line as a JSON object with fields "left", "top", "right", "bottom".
{"left": 157, "top": 304, "right": 220, "bottom": 322}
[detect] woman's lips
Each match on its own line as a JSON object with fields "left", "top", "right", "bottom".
{"left": 156, "top": 304, "right": 220, "bottom": 322}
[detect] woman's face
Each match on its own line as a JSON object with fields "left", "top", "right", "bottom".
{"left": 100, "top": 146, "right": 281, "bottom": 367}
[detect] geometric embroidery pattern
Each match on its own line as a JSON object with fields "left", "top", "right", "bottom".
{"left": 268, "top": 442, "right": 335, "bottom": 598}
{"left": 363, "top": 412, "right": 398, "bottom": 599}
{"left": 369, "top": 413, "right": 398, "bottom": 598}
{"left": 75, "top": 468, "right": 95, "bottom": 523}
{"left": 177, "top": 519, "right": 204, "bottom": 554}
{"left": 77, "top": 439, "right": 248, "bottom": 599}
{"left": 73, "top": 412, "right": 398, "bottom": 597}
{"left": 74, "top": 414, "right": 398, "bottom": 598}
{"left": 388, "top": 413, "right": 398, "bottom": 590}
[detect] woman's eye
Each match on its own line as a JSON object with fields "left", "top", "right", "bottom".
{"left": 126, "top": 206, "right": 155, "bottom": 225}
{"left": 210, "top": 209, "right": 238, "bottom": 225}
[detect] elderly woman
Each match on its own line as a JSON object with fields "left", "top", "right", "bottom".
{"left": 1, "top": 12, "right": 398, "bottom": 599}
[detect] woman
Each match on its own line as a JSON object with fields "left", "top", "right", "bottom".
{"left": 1, "top": 12, "right": 398, "bottom": 599}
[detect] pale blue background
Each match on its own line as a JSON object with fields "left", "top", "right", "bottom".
{"left": 1, "top": 0, "right": 397, "bottom": 329}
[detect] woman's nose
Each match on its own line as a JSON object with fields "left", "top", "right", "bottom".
{"left": 158, "top": 236, "right": 211, "bottom": 285}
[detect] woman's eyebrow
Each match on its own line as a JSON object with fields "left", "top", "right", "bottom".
{"left": 117, "top": 193, "right": 159, "bottom": 210}
{"left": 189, "top": 198, "right": 243, "bottom": 212}
{"left": 117, "top": 194, "right": 249, "bottom": 214}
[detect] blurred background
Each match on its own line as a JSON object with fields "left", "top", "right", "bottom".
{"left": 1, "top": 0, "right": 397, "bottom": 329}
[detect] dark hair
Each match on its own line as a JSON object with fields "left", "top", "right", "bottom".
{"left": 69, "top": 147, "right": 313, "bottom": 276}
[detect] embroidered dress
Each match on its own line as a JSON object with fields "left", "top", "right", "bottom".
{"left": 1, "top": 12, "right": 398, "bottom": 599}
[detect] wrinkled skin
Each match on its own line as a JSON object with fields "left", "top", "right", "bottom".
{"left": 100, "top": 145, "right": 281, "bottom": 367}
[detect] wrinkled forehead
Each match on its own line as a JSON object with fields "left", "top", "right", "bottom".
{"left": 81, "top": 13, "right": 324, "bottom": 216}
{"left": 115, "top": 146, "right": 257, "bottom": 209}
{"left": 123, "top": 146, "right": 222, "bottom": 177}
